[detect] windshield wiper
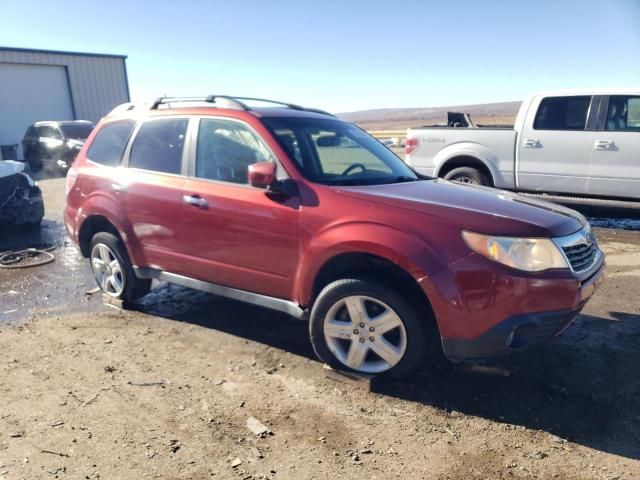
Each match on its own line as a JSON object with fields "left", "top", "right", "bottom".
{"left": 324, "top": 176, "right": 419, "bottom": 187}
{"left": 388, "top": 176, "right": 419, "bottom": 183}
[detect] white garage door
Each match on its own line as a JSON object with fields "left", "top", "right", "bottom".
{"left": 0, "top": 63, "right": 74, "bottom": 159}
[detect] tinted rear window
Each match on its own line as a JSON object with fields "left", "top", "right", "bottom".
{"left": 61, "top": 124, "right": 94, "bottom": 140}
{"left": 87, "top": 120, "right": 135, "bottom": 167}
{"left": 533, "top": 96, "right": 591, "bottom": 130}
{"left": 129, "top": 118, "right": 188, "bottom": 174}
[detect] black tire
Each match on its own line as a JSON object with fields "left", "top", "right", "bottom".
{"left": 443, "top": 166, "right": 491, "bottom": 186}
{"left": 309, "top": 278, "right": 427, "bottom": 379}
{"left": 90, "top": 232, "right": 151, "bottom": 302}
{"left": 25, "top": 149, "right": 43, "bottom": 172}
{"left": 18, "top": 218, "right": 42, "bottom": 232}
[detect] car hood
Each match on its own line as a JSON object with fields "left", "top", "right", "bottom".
{"left": 0, "top": 160, "right": 26, "bottom": 178}
{"left": 334, "top": 179, "right": 585, "bottom": 238}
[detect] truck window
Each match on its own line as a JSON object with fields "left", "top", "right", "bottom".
{"left": 606, "top": 96, "right": 640, "bottom": 131}
{"left": 533, "top": 96, "right": 591, "bottom": 131}
{"left": 129, "top": 118, "right": 188, "bottom": 174}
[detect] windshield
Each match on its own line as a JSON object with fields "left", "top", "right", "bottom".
{"left": 262, "top": 117, "right": 418, "bottom": 186}
{"left": 61, "top": 124, "right": 95, "bottom": 140}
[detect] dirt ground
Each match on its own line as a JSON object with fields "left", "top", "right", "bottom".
{"left": 1, "top": 177, "right": 639, "bottom": 480}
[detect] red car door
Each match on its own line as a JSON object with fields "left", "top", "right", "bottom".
{"left": 120, "top": 117, "right": 189, "bottom": 275}
{"left": 178, "top": 117, "right": 300, "bottom": 300}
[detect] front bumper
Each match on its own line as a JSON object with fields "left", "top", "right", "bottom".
{"left": 420, "top": 251, "right": 605, "bottom": 362}
{"left": 441, "top": 307, "right": 583, "bottom": 361}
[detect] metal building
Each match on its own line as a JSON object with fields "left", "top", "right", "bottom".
{"left": 0, "top": 46, "right": 130, "bottom": 159}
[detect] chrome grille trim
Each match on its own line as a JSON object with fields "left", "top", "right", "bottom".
{"left": 553, "top": 227, "right": 601, "bottom": 274}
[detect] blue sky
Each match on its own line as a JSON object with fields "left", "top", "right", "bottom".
{"left": 1, "top": 0, "right": 639, "bottom": 112}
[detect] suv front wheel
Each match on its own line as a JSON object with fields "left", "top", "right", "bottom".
{"left": 309, "top": 278, "right": 426, "bottom": 379}
{"left": 90, "top": 232, "right": 151, "bottom": 302}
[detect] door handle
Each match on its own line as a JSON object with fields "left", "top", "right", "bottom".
{"left": 594, "top": 140, "right": 614, "bottom": 151}
{"left": 111, "top": 183, "right": 128, "bottom": 193}
{"left": 523, "top": 138, "right": 540, "bottom": 148}
{"left": 183, "top": 194, "right": 208, "bottom": 208}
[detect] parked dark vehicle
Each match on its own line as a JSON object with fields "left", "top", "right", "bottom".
{"left": 21, "top": 120, "right": 95, "bottom": 172}
{"left": 65, "top": 96, "right": 605, "bottom": 379}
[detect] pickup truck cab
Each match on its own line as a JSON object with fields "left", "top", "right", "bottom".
{"left": 65, "top": 95, "right": 604, "bottom": 379}
{"left": 405, "top": 89, "right": 640, "bottom": 200}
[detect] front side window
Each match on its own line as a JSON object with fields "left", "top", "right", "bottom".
{"left": 533, "top": 96, "right": 591, "bottom": 131}
{"left": 196, "top": 118, "right": 275, "bottom": 184}
{"left": 87, "top": 120, "right": 135, "bottom": 167}
{"left": 606, "top": 96, "right": 640, "bottom": 131}
{"left": 263, "top": 116, "right": 418, "bottom": 186}
{"left": 129, "top": 118, "right": 188, "bottom": 174}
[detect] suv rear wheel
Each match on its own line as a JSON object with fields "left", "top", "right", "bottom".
{"left": 309, "top": 278, "right": 426, "bottom": 379}
{"left": 90, "top": 232, "right": 151, "bottom": 302}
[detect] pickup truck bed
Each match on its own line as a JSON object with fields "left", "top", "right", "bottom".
{"left": 405, "top": 90, "right": 640, "bottom": 201}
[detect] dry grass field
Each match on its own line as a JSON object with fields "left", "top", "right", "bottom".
{"left": 339, "top": 101, "right": 520, "bottom": 131}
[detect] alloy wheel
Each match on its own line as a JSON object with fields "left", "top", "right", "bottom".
{"left": 323, "top": 295, "right": 407, "bottom": 374}
{"left": 90, "top": 243, "right": 125, "bottom": 297}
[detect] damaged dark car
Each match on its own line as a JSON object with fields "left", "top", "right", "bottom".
{"left": 0, "top": 160, "right": 45, "bottom": 229}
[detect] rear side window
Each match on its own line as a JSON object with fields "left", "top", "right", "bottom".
{"left": 606, "top": 95, "right": 640, "bottom": 131}
{"left": 87, "top": 120, "right": 135, "bottom": 167}
{"left": 129, "top": 118, "right": 188, "bottom": 174}
{"left": 533, "top": 96, "right": 591, "bottom": 131}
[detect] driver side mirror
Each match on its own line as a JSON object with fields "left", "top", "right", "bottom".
{"left": 248, "top": 161, "right": 277, "bottom": 189}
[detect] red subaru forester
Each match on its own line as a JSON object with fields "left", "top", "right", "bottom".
{"left": 65, "top": 96, "right": 605, "bottom": 378}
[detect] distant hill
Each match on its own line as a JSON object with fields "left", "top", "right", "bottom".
{"left": 338, "top": 101, "right": 521, "bottom": 131}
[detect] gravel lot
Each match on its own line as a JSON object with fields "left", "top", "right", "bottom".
{"left": 0, "top": 177, "right": 639, "bottom": 479}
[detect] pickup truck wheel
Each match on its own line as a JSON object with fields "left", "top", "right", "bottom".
{"left": 309, "top": 278, "right": 425, "bottom": 379}
{"left": 444, "top": 166, "right": 490, "bottom": 186}
{"left": 90, "top": 232, "right": 151, "bottom": 302}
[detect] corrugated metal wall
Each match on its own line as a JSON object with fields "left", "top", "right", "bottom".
{"left": 0, "top": 48, "right": 129, "bottom": 123}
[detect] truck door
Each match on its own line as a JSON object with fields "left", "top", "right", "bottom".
{"left": 517, "top": 95, "right": 595, "bottom": 195}
{"left": 588, "top": 95, "right": 640, "bottom": 200}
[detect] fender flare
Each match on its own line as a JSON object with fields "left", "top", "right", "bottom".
{"left": 76, "top": 193, "right": 143, "bottom": 265}
{"left": 432, "top": 142, "right": 502, "bottom": 185}
{"left": 294, "top": 221, "right": 445, "bottom": 305}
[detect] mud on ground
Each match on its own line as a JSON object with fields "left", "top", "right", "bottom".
{"left": 0, "top": 178, "right": 639, "bottom": 479}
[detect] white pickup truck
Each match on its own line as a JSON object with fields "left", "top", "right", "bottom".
{"left": 405, "top": 89, "right": 640, "bottom": 200}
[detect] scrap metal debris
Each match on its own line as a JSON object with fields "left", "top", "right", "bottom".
{"left": 0, "top": 243, "right": 55, "bottom": 269}
{"left": 246, "top": 416, "right": 271, "bottom": 437}
{"left": 127, "top": 380, "right": 169, "bottom": 387}
{"left": 0, "top": 160, "right": 44, "bottom": 227}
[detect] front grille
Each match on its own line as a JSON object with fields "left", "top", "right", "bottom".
{"left": 562, "top": 242, "right": 598, "bottom": 272}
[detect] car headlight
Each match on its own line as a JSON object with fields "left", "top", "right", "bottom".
{"left": 462, "top": 231, "right": 569, "bottom": 272}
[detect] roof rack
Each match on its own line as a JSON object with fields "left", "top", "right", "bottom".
{"left": 149, "top": 95, "right": 335, "bottom": 116}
